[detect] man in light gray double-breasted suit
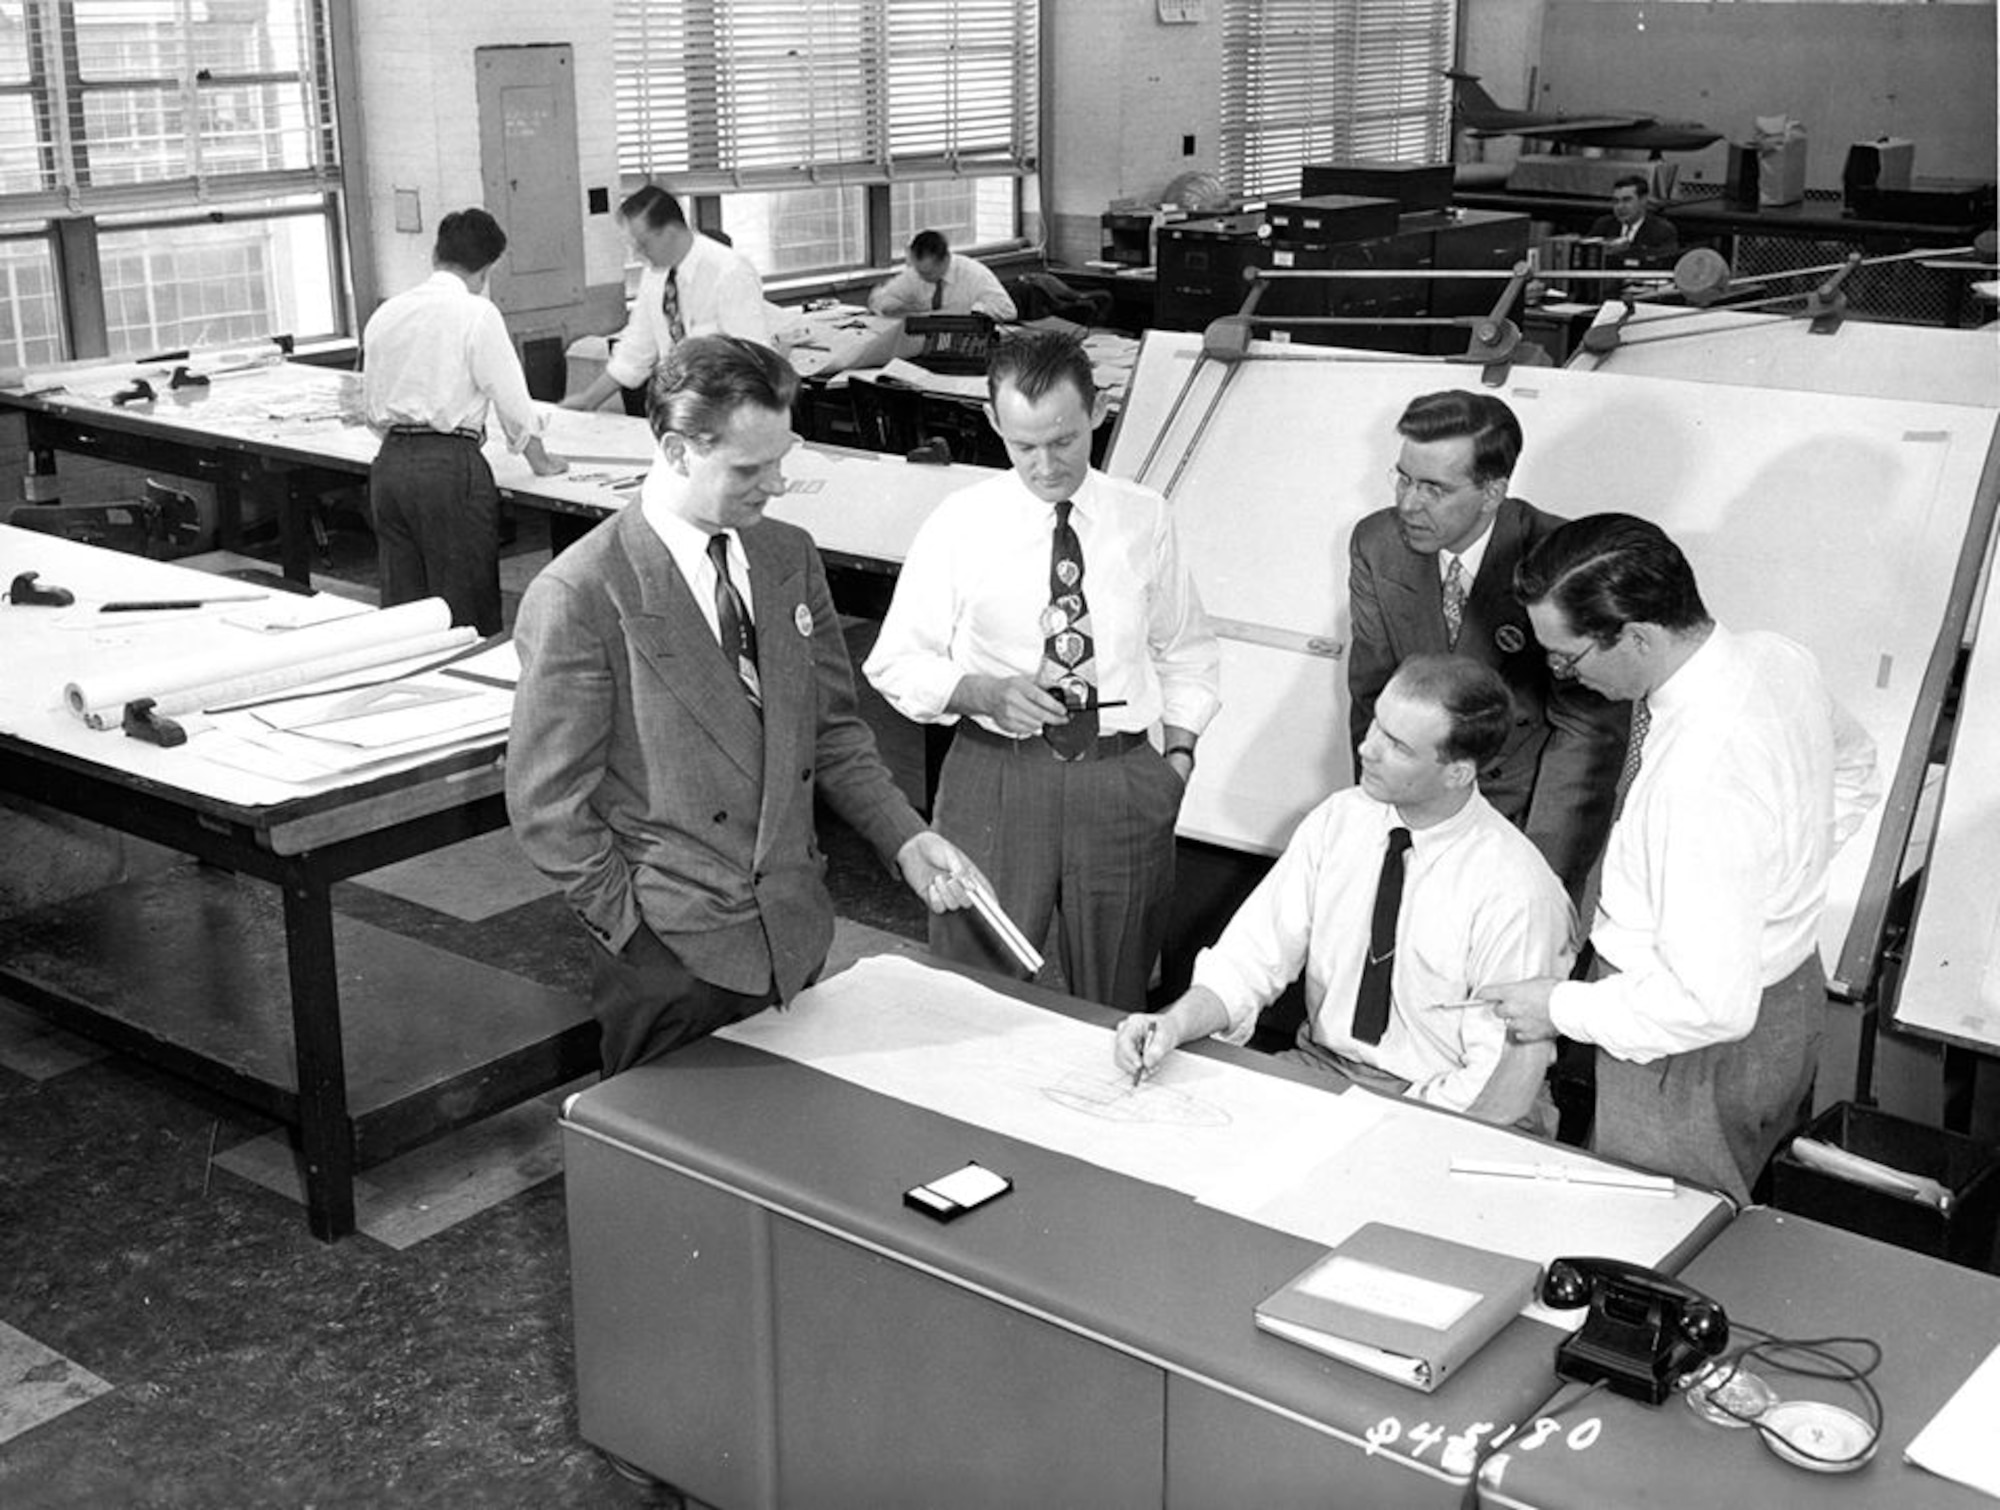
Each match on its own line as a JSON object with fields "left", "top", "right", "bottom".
{"left": 508, "top": 335, "right": 980, "bottom": 1074}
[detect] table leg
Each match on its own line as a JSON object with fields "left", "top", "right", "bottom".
{"left": 283, "top": 873, "right": 357, "bottom": 1240}
{"left": 23, "top": 413, "right": 63, "bottom": 504}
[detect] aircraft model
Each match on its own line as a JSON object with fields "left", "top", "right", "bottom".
{"left": 1445, "top": 70, "right": 1722, "bottom": 156}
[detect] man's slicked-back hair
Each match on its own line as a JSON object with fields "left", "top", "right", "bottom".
{"left": 647, "top": 335, "right": 799, "bottom": 444}
{"left": 1394, "top": 390, "right": 1523, "bottom": 484}
{"left": 434, "top": 208, "right": 507, "bottom": 274}
{"left": 1513, "top": 512, "right": 1710, "bottom": 644}
{"left": 1388, "top": 653, "right": 1515, "bottom": 768}
{"left": 986, "top": 329, "right": 1095, "bottom": 410}
{"left": 620, "top": 182, "right": 689, "bottom": 231}
{"left": 908, "top": 228, "right": 949, "bottom": 263}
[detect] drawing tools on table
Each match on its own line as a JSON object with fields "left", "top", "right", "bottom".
{"left": 961, "top": 872, "right": 1043, "bottom": 975}
{"left": 1449, "top": 1157, "right": 1676, "bottom": 1196}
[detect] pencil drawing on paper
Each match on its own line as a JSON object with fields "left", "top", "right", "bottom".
{"left": 1041, "top": 1069, "right": 1232, "bottom": 1127}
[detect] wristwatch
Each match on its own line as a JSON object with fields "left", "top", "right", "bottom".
{"left": 1164, "top": 743, "right": 1196, "bottom": 769}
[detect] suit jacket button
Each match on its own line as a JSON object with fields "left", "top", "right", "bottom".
{"left": 800, "top": 767, "right": 812, "bottom": 782}
{"left": 713, "top": 810, "right": 727, "bottom": 823}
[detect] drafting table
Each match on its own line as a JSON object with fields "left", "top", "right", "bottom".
{"left": 0, "top": 526, "right": 592, "bottom": 1240}
{"left": 562, "top": 956, "right": 1730, "bottom": 1510}
{"left": 1104, "top": 333, "right": 2000, "bottom": 1015}
{"left": 1480, "top": 1207, "right": 2000, "bottom": 1510}
{"left": 0, "top": 361, "right": 989, "bottom": 603}
{"left": 1566, "top": 303, "right": 2000, "bottom": 408}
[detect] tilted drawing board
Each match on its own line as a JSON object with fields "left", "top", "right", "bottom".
{"left": 1893, "top": 490, "right": 2000, "bottom": 1054}
{"left": 1566, "top": 303, "right": 2000, "bottom": 410}
{"left": 1106, "top": 330, "right": 2000, "bottom": 995}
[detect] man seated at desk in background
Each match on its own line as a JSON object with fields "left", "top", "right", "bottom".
{"left": 865, "top": 329, "right": 1219, "bottom": 1013}
{"left": 1589, "top": 175, "right": 1681, "bottom": 270}
{"left": 361, "top": 207, "right": 566, "bottom": 636}
{"left": 868, "top": 229, "right": 1019, "bottom": 322}
{"left": 561, "top": 184, "right": 770, "bottom": 415}
{"left": 508, "top": 335, "right": 985, "bottom": 1075}
{"left": 1349, "top": 390, "right": 1628, "bottom": 906}
{"left": 1113, "top": 655, "right": 1574, "bottom": 1129}
{"left": 1487, "top": 515, "right": 1879, "bottom": 1201}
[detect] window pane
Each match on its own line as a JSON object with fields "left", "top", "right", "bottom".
{"left": 889, "top": 177, "right": 1016, "bottom": 252}
{"left": 83, "top": 86, "right": 189, "bottom": 183}
{"left": 0, "top": 234, "right": 64, "bottom": 368}
{"left": 97, "top": 206, "right": 335, "bottom": 355}
{"left": 73, "top": 0, "right": 306, "bottom": 81}
{"left": 0, "top": 4, "right": 32, "bottom": 84}
{"left": 0, "top": 94, "right": 45, "bottom": 194}
{"left": 717, "top": 186, "right": 866, "bottom": 279}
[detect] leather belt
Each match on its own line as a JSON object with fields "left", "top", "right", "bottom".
{"left": 956, "top": 719, "right": 1149, "bottom": 762}
{"left": 386, "top": 424, "right": 484, "bottom": 443}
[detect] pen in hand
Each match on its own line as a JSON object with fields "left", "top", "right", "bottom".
{"left": 1130, "top": 1019, "right": 1157, "bottom": 1088}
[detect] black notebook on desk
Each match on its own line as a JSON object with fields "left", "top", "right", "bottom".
{"left": 1255, "top": 1222, "right": 1541, "bottom": 1392}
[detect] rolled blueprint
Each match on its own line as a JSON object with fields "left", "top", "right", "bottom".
{"left": 64, "top": 598, "right": 476, "bottom": 729}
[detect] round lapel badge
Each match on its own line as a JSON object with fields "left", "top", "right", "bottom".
{"left": 1494, "top": 624, "right": 1526, "bottom": 654}
{"left": 794, "top": 603, "right": 814, "bottom": 637}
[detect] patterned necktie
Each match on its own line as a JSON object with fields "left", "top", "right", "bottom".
{"left": 662, "top": 267, "right": 686, "bottom": 344}
{"left": 708, "top": 532, "right": 760, "bottom": 711}
{"left": 1040, "top": 500, "right": 1099, "bottom": 760}
{"left": 1441, "top": 555, "right": 1467, "bottom": 648}
{"left": 1613, "top": 696, "right": 1651, "bottom": 820}
{"left": 1352, "top": 826, "right": 1413, "bottom": 1045}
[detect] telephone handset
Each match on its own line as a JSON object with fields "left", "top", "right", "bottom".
{"left": 1541, "top": 1255, "right": 1729, "bottom": 1404}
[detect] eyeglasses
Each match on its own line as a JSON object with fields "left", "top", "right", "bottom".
{"left": 1545, "top": 639, "right": 1604, "bottom": 679}
{"left": 1389, "top": 466, "right": 1476, "bottom": 508}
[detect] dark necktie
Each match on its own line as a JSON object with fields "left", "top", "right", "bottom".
{"left": 1441, "top": 555, "right": 1467, "bottom": 648}
{"left": 930, "top": 276, "right": 945, "bottom": 311}
{"left": 663, "top": 267, "right": 686, "bottom": 344}
{"left": 1040, "top": 500, "right": 1098, "bottom": 760}
{"left": 1613, "top": 696, "right": 1651, "bottom": 820}
{"left": 708, "top": 532, "right": 760, "bottom": 711}
{"left": 1352, "top": 826, "right": 1413, "bottom": 1045}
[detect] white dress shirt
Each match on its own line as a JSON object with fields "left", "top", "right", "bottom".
{"left": 361, "top": 271, "right": 545, "bottom": 450}
{"left": 1550, "top": 625, "right": 1880, "bottom": 1063}
{"left": 639, "top": 460, "right": 753, "bottom": 642}
{"left": 863, "top": 466, "right": 1220, "bottom": 739}
{"left": 604, "top": 233, "right": 770, "bottom": 390}
{"left": 1193, "top": 786, "right": 1574, "bottom": 1111}
{"left": 868, "top": 253, "right": 1018, "bottom": 321}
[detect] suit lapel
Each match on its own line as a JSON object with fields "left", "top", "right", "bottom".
{"left": 618, "top": 509, "right": 765, "bottom": 781}
{"left": 1381, "top": 536, "right": 1450, "bottom": 655}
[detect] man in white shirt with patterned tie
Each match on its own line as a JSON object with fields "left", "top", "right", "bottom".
{"left": 1488, "top": 514, "right": 1879, "bottom": 1202}
{"left": 562, "top": 184, "right": 769, "bottom": 414}
{"left": 865, "top": 330, "right": 1219, "bottom": 1012}
{"left": 1112, "top": 655, "right": 1574, "bottom": 1127}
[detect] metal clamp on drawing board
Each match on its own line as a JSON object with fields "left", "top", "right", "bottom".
{"left": 7, "top": 570, "right": 75, "bottom": 607}
{"left": 122, "top": 697, "right": 188, "bottom": 747}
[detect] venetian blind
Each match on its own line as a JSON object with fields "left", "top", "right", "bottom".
{"left": 0, "top": 0, "right": 339, "bottom": 219}
{"left": 613, "top": 0, "right": 1037, "bottom": 192}
{"left": 1219, "top": 0, "right": 1454, "bottom": 201}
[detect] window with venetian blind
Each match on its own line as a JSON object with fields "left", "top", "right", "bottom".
{"left": 612, "top": 0, "right": 1037, "bottom": 278}
{"left": 1219, "top": 0, "right": 1455, "bottom": 202}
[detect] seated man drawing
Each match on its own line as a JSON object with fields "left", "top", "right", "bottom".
{"left": 1112, "top": 655, "right": 1575, "bottom": 1128}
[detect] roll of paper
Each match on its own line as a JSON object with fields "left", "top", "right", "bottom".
{"left": 64, "top": 598, "right": 473, "bottom": 729}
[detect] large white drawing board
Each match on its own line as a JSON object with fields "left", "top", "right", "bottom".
{"left": 1107, "top": 331, "right": 2000, "bottom": 992}
{"left": 1896, "top": 538, "right": 2000, "bottom": 1054}
{"left": 1567, "top": 302, "right": 2000, "bottom": 410}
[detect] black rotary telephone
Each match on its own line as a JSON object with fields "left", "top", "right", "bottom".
{"left": 1541, "top": 1256, "right": 1729, "bottom": 1404}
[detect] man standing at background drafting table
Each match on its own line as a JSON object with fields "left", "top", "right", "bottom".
{"left": 362, "top": 207, "right": 567, "bottom": 635}
{"left": 1487, "top": 514, "right": 1880, "bottom": 1202}
{"left": 1114, "top": 655, "right": 1574, "bottom": 1127}
{"left": 1348, "top": 390, "right": 1629, "bottom": 906}
{"left": 561, "top": 184, "right": 770, "bottom": 415}
{"left": 509, "top": 336, "right": 983, "bottom": 1074}
{"left": 865, "top": 330, "right": 1220, "bottom": 1012}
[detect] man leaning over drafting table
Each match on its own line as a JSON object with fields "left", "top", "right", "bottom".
{"left": 507, "top": 336, "right": 983, "bottom": 1074}
{"left": 361, "top": 207, "right": 566, "bottom": 635}
{"left": 1113, "top": 655, "right": 1574, "bottom": 1128}
{"left": 868, "top": 229, "right": 1019, "bottom": 322}
{"left": 1486, "top": 515, "right": 1879, "bottom": 1201}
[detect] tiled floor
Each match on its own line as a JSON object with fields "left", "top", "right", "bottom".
{"left": 0, "top": 514, "right": 938, "bottom": 1508}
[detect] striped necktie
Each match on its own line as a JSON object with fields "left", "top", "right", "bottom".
{"left": 1441, "top": 555, "right": 1467, "bottom": 648}
{"left": 662, "top": 267, "right": 686, "bottom": 344}
{"left": 708, "top": 532, "right": 760, "bottom": 711}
